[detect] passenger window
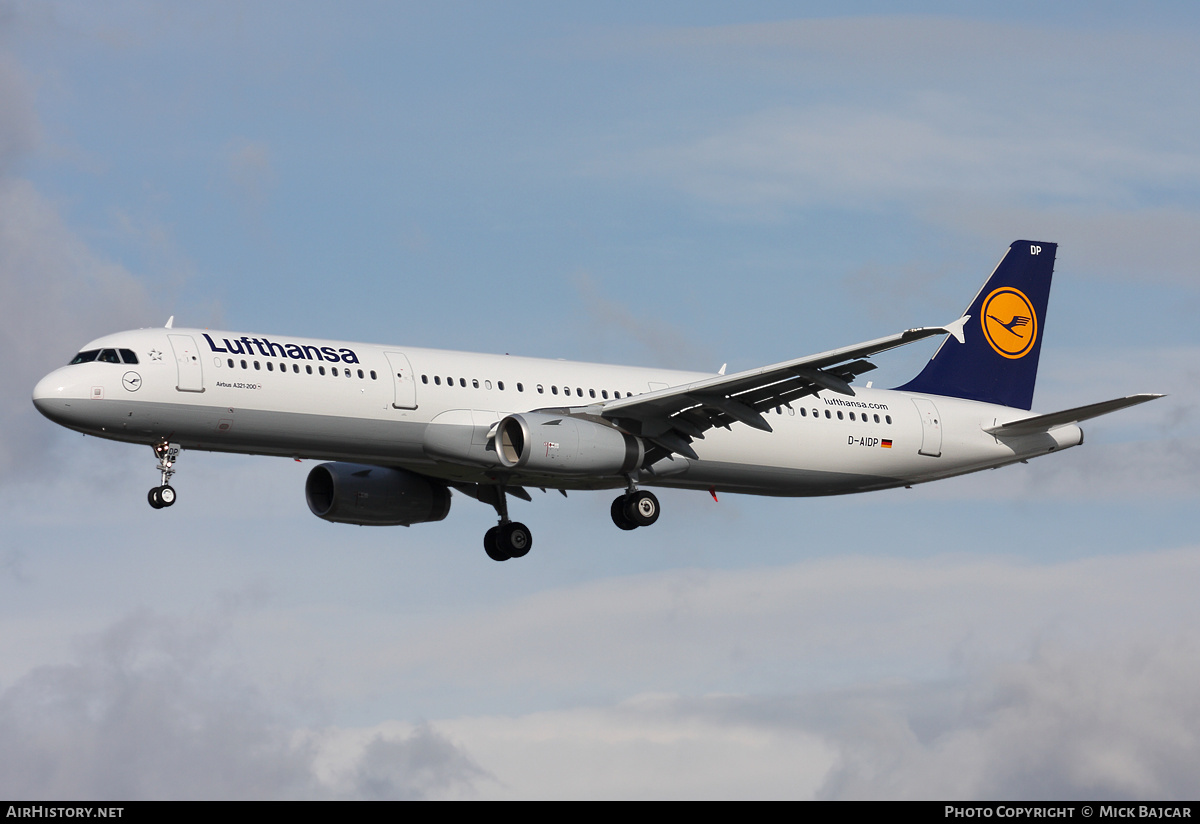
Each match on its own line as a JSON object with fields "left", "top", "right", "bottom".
{"left": 849, "top": 412, "right": 855, "bottom": 421}
{"left": 589, "top": 389, "right": 595, "bottom": 398}
{"left": 602, "top": 390, "right": 608, "bottom": 399}
{"left": 332, "top": 367, "right": 339, "bottom": 377}
{"left": 227, "top": 359, "right": 234, "bottom": 368}
{"left": 800, "top": 408, "right": 807, "bottom": 417}
{"left": 551, "top": 386, "right": 558, "bottom": 395}
{"left": 824, "top": 410, "right": 831, "bottom": 419}
{"left": 472, "top": 379, "right": 479, "bottom": 389}
{"left": 267, "top": 362, "right": 274, "bottom": 372}
{"left": 254, "top": 361, "right": 261, "bottom": 370}
{"left": 485, "top": 380, "right": 492, "bottom": 390}
{"left": 241, "top": 360, "right": 248, "bottom": 369}
{"left": 460, "top": 378, "right": 466, "bottom": 387}
{"left": 886, "top": 415, "right": 892, "bottom": 424}
{"left": 358, "top": 369, "right": 364, "bottom": 378}
{"left": 434, "top": 376, "right": 441, "bottom": 385}
{"left": 293, "top": 364, "right": 300, "bottom": 373}
{"left": 370, "top": 370, "right": 376, "bottom": 379}
{"left": 421, "top": 375, "right": 428, "bottom": 384}
{"left": 319, "top": 366, "right": 326, "bottom": 375}
{"left": 537, "top": 385, "right": 544, "bottom": 394}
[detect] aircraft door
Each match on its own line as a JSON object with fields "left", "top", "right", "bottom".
{"left": 911, "top": 397, "right": 942, "bottom": 457}
{"left": 168, "top": 334, "right": 204, "bottom": 393}
{"left": 385, "top": 351, "right": 418, "bottom": 409}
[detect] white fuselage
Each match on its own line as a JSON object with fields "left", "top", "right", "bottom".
{"left": 32, "top": 326, "right": 1082, "bottom": 497}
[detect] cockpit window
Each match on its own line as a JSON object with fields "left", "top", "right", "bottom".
{"left": 119, "top": 349, "right": 138, "bottom": 364}
{"left": 98, "top": 349, "right": 121, "bottom": 364}
{"left": 69, "top": 349, "right": 100, "bottom": 364}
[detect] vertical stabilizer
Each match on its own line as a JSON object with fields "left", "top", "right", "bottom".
{"left": 896, "top": 240, "right": 1056, "bottom": 410}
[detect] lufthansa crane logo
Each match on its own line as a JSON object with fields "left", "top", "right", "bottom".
{"left": 981, "top": 287, "right": 1037, "bottom": 359}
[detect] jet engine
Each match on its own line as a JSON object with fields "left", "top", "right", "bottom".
{"left": 495, "top": 412, "right": 643, "bottom": 475}
{"left": 305, "top": 463, "right": 451, "bottom": 526}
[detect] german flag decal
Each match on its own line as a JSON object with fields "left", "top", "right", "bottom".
{"left": 881, "top": 439, "right": 893, "bottom": 448}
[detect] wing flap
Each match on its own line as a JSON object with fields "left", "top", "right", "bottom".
{"left": 597, "top": 319, "right": 967, "bottom": 456}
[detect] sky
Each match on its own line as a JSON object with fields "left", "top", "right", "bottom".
{"left": 1, "top": 0, "right": 1198, "bottom": 800}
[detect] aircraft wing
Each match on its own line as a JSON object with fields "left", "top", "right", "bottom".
{"left": 586, "top": 317, "right": 970, "bottom": 459}
{"left": 983, "top": 394, "right": 1164, "bottom": 436}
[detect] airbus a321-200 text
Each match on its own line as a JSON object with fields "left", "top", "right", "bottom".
{"left": 33, "top": 241, "right": 1161, "bottom": 561}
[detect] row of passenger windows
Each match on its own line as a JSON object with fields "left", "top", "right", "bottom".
{"left": 221, "top": 358, "right": 378, "bottom": 380}
{"left": 70, "top": 348, "right": 139, "bottom": 365}
{"left": 417, "top": 370, "right": 892, "bottom": 424}
{"left": 766, "top": 404, "right": 893, "bottom": 424}
{"left": 420, "top": 374, "right": 635, "bottom": 400}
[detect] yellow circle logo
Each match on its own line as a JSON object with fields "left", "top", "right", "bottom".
{"left": 981, "top": 287, "right": 1037, "bottom": 359}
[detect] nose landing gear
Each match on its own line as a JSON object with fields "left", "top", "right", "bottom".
{"left": 147, "top": 441, "right": 180, "bottom": 509}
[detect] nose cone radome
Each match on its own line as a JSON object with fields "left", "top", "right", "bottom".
{"left": 32, "top": 368, "right": 77, "bottom": 423}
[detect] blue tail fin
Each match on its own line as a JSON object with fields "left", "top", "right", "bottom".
{"left": 896, "top": 240, "right": 1056, "bottom": 410}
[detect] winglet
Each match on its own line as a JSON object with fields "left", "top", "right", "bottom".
{"left": 943, "top": 315, "right": 969, "bottom": 344}
{"left": 165, "top": 316, "right": 175, "bottom": 329}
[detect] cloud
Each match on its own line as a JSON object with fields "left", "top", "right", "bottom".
{"left": 0, "top": 607, "right": 485, "bottom": 800}
{"left": 0, "top": 43, "right": 170, "bottom": 481}
{"left": 814, "top": 641, "right": 1200, "bottom": 800}
{"left": 2, "top": 543, "right": 1196, "bottom": 798}
{"left": 0, "top": 178, "right": 164, "bottom": 478}
{"left": 411, "top": 639, "right": 1200, "bottom": 799}
{"left": 627, "top": 101, "right": 1200, "bottom": 214}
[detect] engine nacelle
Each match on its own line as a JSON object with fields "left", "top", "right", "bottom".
{"left": 305, "top": 463, "right": 451, "bottom": 526}
{"left": 496, "top": 412, "right": 643, "bottom": 475}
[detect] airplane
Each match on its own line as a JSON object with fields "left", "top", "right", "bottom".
{"left": 32, "top": 240, "right": 1161, "bottom": 562}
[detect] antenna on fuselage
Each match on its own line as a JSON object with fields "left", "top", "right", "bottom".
{"left": 164, "top": 316, "right": 174, "bottom": 329}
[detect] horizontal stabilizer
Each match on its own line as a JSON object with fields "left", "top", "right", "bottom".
{"left": 984, "top": 394, "right": 1164, "bottom": 436}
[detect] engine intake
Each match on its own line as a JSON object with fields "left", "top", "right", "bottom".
{"left": 305, "top": 463, "right": 451, "bottom": 526}
{"left": 496, "top": 412, "right": 643, "bottom": 475}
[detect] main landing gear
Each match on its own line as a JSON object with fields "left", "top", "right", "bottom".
{"left": 482, "top": 485, "right": 532, "bottom": 562}
{"left": 147, "top": 441, "right": 180, "bottom": 510}
{"left": 610, "top": 484, "right": 660, "bottom": 531}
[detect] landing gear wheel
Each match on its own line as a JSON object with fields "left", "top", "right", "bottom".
{"left": 626, "top": 490, "right": 660, "bottom": 527}
{"left": 148, "top": 487, "right": 164, "bottom": 509}
{"left": 611, "top": 496, "right": 638, "bottom": 530}
{"left": 500, "top": 522, "right": 532, "bottom": 558}
{"left": 158, "top": 484, "right": 176, "bottom": 507}
{"left": 484, "top": 526, "right": 509, "bottom": 562}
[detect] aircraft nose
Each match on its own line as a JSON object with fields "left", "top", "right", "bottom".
{"left": 32, "top": 368, "right": 74, "bottom": 420}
